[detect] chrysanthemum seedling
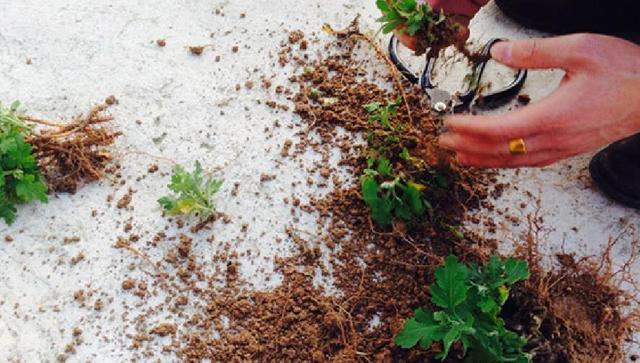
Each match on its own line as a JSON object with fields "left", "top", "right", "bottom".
{"left": 158, "top": 161, "right": 223, "bottom": 221}
{"left": 376, "top": 0, "right": 460, "bottom": 56}
{"left": 0, "top": 101, "right": 48, "bottom": 225}
{"left": 375, "top": 0, "right": 445, "bottom": 36}
{"left": 360, "top": 97, "right": 449, "bottom": 227}
{"left": 395, "top": 255, "right": 531, "bottom": 362}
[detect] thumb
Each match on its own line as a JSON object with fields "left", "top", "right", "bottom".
{"left": 490, "top": 35, "right": 586, "bottom": 70}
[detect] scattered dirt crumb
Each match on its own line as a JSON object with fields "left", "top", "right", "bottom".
{"left": 150, "top": 323, "right": 177, "bottom": 337}
{"left": 70, "top": 253, "right": 85, "bottom": 266}
{"left": 105, "top": 95, "right": 118, "bottom": 105}
{"left": 117, "top": 188, "right": 133, "bottom": 209}
{"left": 260, "top": 174, "right": 276, "bottom": 183}
{"left": 122, "top": 278, "right": 135, "bottom": 290}
{"left": 288, "top": 30, "right": 304, "bottom": 44}
{"left": 189, "top": 46, "right": 205, "bottom": 55}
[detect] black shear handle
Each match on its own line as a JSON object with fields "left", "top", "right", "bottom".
{"left": 455, "top": 38, "right": 527, "bottom": 108}
{"left": 388, "top": 36, "right": 528, "bottom": 109}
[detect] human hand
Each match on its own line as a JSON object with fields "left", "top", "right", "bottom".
{"left": 395, "top": 0, "right": 489, "bottom": 51}
{"left": 438, "top": 34, "right": 640, "bottom": 168}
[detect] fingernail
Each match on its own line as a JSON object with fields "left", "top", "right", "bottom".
{"left": 491, "top": 42, "right": 512, "bottom": 63}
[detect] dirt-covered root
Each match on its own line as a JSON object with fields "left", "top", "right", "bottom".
{"left": 502, "top": 223, "right": 640, "bottom": 363}
{"left": 24, "top": 103, "right": 121, "bottom": 193}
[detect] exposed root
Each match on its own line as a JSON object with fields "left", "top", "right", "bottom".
{"left": 25, "top": 103, "right": 121, "bottom": 193}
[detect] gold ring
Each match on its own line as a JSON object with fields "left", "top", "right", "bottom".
{"left": 508, "top": 138, "right": 527, "bottom": 155}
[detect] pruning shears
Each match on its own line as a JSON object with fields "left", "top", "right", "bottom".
{"left": 388, "top": 36, "right": 527, "bottom": 114}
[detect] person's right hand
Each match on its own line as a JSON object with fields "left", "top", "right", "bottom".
{"left": 395, "top": 0, "right": 489, "bottom": 51}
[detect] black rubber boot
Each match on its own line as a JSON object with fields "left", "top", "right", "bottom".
{"left": 589, "top": 134, "right": 640, "bottom": 210}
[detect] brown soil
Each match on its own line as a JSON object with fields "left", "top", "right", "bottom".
{"left": 504, "top": 217, "right": 640, "bottom": 363}
{"left": 22, "top": 103, "right": 121, "bottom": 193}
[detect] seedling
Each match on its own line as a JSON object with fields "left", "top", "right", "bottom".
{"left": 0, "top": 101, "right": 48, "bottom": 225}
{"left": 361, "top": 156, "right": 430, "bottom": 227}
{"left": 375, "top": 0, "right": 445, "bottom": 36}
{"left": 158, "top": 161, "right": 223, "bottom": 221}
{"left": 363, "top": 95, "right": 402, "bottom": 130}
{"left": 395, "top": 255, "right": 531, "bottom": 362}
{"left": 375, "top": 0, "right": 465, "bottom": 57}
{"left": 360, "top": 97, "right": 449, "bottom": 227}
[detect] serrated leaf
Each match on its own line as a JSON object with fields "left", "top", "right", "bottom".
{"left": 375, "top": 0, "right": 391, "bottom": 13}
{"left": 404, "top": 182, "right": 425, "bottom": 216}
{"left": 0, "top": 101, "right": 48, "bottom": 225}
{"left": 376, "top": 157, "right": 392, "bottom": 176}
{"left": 503, "top": 258, "right": 530, "bottom": 285}
{"left": 15, "top": 174, "right": 48, "bottom": 203}
{"left": 394, "top": 308, "right": 443, "bottom": 349}
{"left": 158, "top": 161, "right": 222, "bottom": 221}
{"left": 477, "top": 296, "right": 498, "bottom": 315}
{"left": 361, "top": 176, "right": 393, "bottom": 226}
{"left": 431, "top": 256, "right": 469, "bottom": 309}
{"left": 363, "top": 102, "right": 381, "bottom": 113}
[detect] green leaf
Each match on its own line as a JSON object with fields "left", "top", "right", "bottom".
{"left": 158, "top": 161, "right": 222, "bottom": 221}
{"left": 397, "top": 256, "right": 530, "bottom": 362}
{"left": 376, "top": 157, "right": 392, "bottom": 176}
{"left": 477, "top": 296, "right": 498, "bottom": 315}
{"left": 394, "top": 308, "right": 443, "bottom": 349}
{"left": 15, "top": 174, "right": 48, "bottom": 203}
{"left": 404, "top": 182, "right": 425, "bottom": 216}
{"left": 431, "top": 256, "right": 469, "bottom": 309}
{"left": 0, "top": 100, "right": 48, "bottom": 225}
{"left": 361, "top": 176, "right": 393, "bottom": 226}
{"left": 0, "top": 201, "right": 17, "bottom": 225}
{"left": 363, "top": 102, "right": 381, "bottom": 113}
{"left": 503, "top": 258, "right": 530, "bottom": 285}
{"left": 375, "top": 0, "right": 391, "bottom": 13}
{"left": 399, "top": 147, "right": 410, "bottom": 160}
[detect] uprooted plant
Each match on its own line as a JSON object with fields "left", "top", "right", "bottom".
{"left": 360, "top": 97, "right": 449, "bottom": 227}
{"left": 376, "top": 0, "right": 488, "bottom": 64}
{"left": 0, "top": 101, "right": 48, "bottom": 224}
{"left": 376, "top": 0, "right": 461, "bottom": 56}
{"left": 158, "top": 161, "right": 223, "bottom": 229}
{"left": 395, "top": 255, "right": 531, "bottom": 362}
{"left": 0, "top": 99, "right": 120, "bottom": 225}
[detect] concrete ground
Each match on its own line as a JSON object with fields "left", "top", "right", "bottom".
{"left": 0, "top": 0, "right": 637, "bottom": 362}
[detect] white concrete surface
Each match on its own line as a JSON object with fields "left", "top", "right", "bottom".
{"left": 0, "top": 1, "right": 637, "bottom": 362}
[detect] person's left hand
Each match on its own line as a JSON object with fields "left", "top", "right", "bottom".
{"left": 438, "top": 33, "right": 640, "bottom": 168}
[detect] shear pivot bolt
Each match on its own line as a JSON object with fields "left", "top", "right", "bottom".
{"left": 434, "top": 102, "right": 447, "bottom": 112}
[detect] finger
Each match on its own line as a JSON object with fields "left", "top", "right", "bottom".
{"left": 490, "top": 34, "right": 592, "bottom": 70}
{"left": 444, "top": 82, "right": 580, "bottom": 141}
{"left": 456, "top": 150, "right": 568, "bottom": 168}
{"left": 438, "top": 131, "right": 569, "bottom": 157}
